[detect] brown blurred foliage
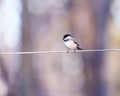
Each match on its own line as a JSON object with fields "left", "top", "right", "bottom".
{"left": 1, "top": 0, "right": 120, "bottom": 96}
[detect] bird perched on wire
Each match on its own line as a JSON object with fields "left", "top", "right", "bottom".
{"left": 63, "top": 34, "right": 83, "bottom": 52}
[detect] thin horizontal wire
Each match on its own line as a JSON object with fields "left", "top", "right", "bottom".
{"left": 0, "top": 49, "right": 120, "bottom": 55}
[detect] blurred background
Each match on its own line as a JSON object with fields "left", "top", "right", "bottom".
{"left": 0, "top": 0, "right": 120, "bottom": 96}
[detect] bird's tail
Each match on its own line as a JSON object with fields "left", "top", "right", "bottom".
{"left": 77, "top": 46, "right": 83, "bottom": 50}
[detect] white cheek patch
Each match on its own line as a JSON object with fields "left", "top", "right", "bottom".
{"left": 64, "top": 36, "right": 74, "bottom": 41}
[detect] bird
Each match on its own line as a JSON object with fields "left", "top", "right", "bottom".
{"left": 63, "top": 34, "right": 83, "bottom": 52}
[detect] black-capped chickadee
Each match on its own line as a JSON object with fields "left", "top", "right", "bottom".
{"left": 63, "top": 34, "right": 83, "bottom": 52}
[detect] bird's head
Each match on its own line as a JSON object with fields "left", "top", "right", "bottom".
{"left": 63, "top": 34, "right": 74, "bottom": 41}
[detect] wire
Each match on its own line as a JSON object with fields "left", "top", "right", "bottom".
{"left": 0, "top": 49, "right": 120, "bottom": 55}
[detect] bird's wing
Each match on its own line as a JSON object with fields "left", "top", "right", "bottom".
{"left": 74, "top": 41, "right": 83, "bottom": 50}
{"left": 74, "top": 41, "right": 79, "bottom": 46}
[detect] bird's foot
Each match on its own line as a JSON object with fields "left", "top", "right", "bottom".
{"left": 74, "top": 49, "right": 76, "bottom": 53}
{"left": 67, "top": 49, "right": 69, "bottom": 53}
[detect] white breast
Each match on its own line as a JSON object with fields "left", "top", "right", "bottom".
{"left": 64, "top": 40, "right": 77, "bottom": 49}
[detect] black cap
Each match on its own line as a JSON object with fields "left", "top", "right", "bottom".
{"left": 63, "top": 34, "right": 72, "bottom": 40}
